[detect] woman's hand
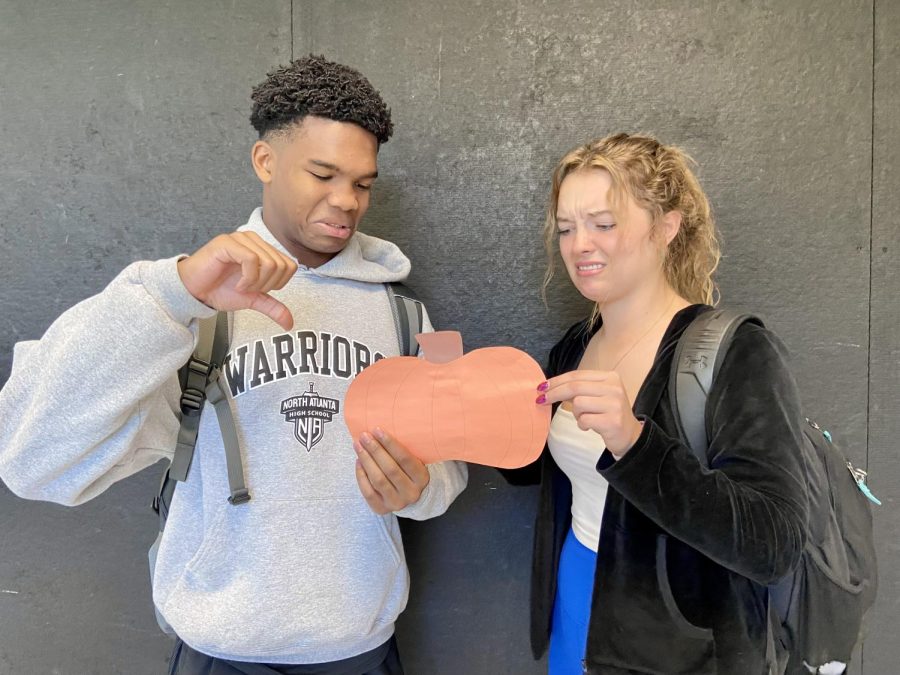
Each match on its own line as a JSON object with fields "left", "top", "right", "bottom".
{"left": 537, "top": 371, "right": 644, "bottom": 459}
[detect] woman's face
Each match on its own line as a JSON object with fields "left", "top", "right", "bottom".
{"left": 555, "top": 168, "right": 674, "bottom": 305}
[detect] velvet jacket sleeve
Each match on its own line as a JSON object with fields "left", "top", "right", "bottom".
{"left": 597, "top": 323, "right": 809, "bottom": 585}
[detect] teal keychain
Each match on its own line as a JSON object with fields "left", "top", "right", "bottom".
{"left": 819, "top": 424, "right": 882, "bottom": 506}
{"left": 842, "top": 451, "right": 882, "bottom": 506}
{"left": 848, "top": 463, "right": 882, "bottom": 506}
{"left": 856, "top": 479, "right": 882, "bottom": 506}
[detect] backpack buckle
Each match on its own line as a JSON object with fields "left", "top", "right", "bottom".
{"left": 180, "top": 357, "right": 213, "bottom": 415}
{"left": 228, "top": 488, "right": 251, "bottom": 506}
{"left": 186, "top": 357, "right": 211, "bottom": 377}
{"left": 180, "top": 387, "right": 206, "bottom": 415}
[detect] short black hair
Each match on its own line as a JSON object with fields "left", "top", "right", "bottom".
{"left": 250, "top": 54, "right": 393, "bottom": 144}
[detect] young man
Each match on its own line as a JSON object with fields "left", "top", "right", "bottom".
{"left": 0, "top": 55, "right": 467, "bottom": 674}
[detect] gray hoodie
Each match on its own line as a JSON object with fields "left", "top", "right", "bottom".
{"left": 0, "top": 208, "right": 467, "bottom": 663}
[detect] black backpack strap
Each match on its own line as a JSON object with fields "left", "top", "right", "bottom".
{"left": 669, "top": 308, "right": 763, "bottom": 467}
{"left": 385, "top": 282, "right": 424, "bottom": 357}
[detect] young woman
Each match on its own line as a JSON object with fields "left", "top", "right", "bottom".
{"left": 506, "top": 133, "right": 809, "bottom": 674}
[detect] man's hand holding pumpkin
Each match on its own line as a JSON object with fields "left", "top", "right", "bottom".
{"left": 354, "top": 428, "right": 430, "bottom": 514}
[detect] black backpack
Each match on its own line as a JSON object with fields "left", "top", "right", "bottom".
{"left": 670, "top": 308, "right": 879, "bottom": 674}
{"left": 148, "top": 282, "right": 425, "bottom": 634}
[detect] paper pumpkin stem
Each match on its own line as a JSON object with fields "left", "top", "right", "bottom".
{"left": 415, "top": 331, "right": 463, "bottom": 364}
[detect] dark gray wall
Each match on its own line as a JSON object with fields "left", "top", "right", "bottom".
{"left": 0, "top": 1, "right": 894, "bottom": 674}
{"left": 866, "top": 1, "right": 899, "bottom": 673}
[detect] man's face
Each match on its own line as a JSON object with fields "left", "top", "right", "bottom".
{"left": 254, "top": 116, "right": 379, "bottom": 268}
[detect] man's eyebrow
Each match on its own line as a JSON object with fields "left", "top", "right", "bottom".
{"left": 309, "top": 159, "right": 378, "bottom": 180}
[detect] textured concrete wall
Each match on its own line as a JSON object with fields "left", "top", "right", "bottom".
{"left": 0, "top": 1, "right": 894, "bottom": 674}
{"left": 865, "top": 1, "right": 899, "bottom": 673}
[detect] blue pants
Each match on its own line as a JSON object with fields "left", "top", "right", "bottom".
{"left": 549, "top": 528, "right": 597, "bottom": 675}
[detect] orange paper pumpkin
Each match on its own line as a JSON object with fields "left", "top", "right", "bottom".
{"left": 344, "top": 331, "right": 550, "bottom": 468}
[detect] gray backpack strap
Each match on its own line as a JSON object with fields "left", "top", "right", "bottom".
{"left": 155, "top": 312, "right": 247, "bottom": 522}
{"left": 203, "top": 311, "right": 250, "bottom": 505}
{"left": 669, "top": 307, "right": 779, "bottom": 669}
{"left": 169, "top": 315, "right": 218, "bottom": 481}
{"left": 385, "top": 282, "right": 424, "bottom": 357}
{"left": 153, "top": 313, "right": 221, "bottom": 529}
{"left": 669, "top": 308, "right": 763, "bottom": 467}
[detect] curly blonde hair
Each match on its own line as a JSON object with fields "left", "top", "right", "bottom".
{"left": 542, "top": 133, "right": 721, "bottom": 306}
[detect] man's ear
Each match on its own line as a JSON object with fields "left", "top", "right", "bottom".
{"left": 661, "top": 210, "right": 682, "bottom": 246}
{"left": 251, "top": 139, "right": 275, "bottom": 184}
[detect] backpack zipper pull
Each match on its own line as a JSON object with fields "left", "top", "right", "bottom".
{"left": 847, "top": 462, "right": 882, "bottom": 506}
{"left": 856, "top": 480, "right": 882, "bottom": 506}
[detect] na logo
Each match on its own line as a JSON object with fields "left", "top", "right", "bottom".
{"left": 280, "top": 383, "right": 340, "bottom": 452}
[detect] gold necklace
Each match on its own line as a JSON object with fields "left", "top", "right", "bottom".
{"left": 601, "top": 296, "right": 676, "bottom": 372}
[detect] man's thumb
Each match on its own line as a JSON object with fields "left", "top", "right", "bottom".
{"left": 248, "top": 293, "right": 294, "bottom": 331}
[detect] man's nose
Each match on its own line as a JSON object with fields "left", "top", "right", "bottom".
{"left": 327, "top": 183, "right": 358, "bottom": 212}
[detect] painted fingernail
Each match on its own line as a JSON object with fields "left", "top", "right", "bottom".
{"left": 373, "top": 427, "right": 386, "bottom": 441}
{"left": 537, "top": 381, "right": 549, "bottom": 392}
{"left": 536, "top": 394, "right": 546, "bottom": 404}
{"left": 360, "top": 433, "right": 372, "bottom": 446}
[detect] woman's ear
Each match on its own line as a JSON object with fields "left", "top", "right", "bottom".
{"left": 661, "top": 210, "right": 682, "bottom": 246}
{"left": 251, "top": 140, "right": 275, "bottom": 184}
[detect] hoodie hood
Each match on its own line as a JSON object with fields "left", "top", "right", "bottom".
{"left": 239, "top": 207, "right": 411, "bottom": 284}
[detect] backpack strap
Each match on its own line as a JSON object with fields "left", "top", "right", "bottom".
{"left": 152, "top": 313, "right": 220, "bottom": 525}
{"left": 205, "top": 311, "right": 250, "bottom": 505}
{"left": 169, "top": 315, "right": 218, "bottom": 481}
{"left": 385, "top": 282, "right": 424, "bottom": 357}
{"left": 669, "top": 308, "right": 763, "bottom": 467}
{"left": 670, "top": 308, "right": 796, "bottom": 674}
{"left": 154, "top": 311, "right": 248, "bottom": 526}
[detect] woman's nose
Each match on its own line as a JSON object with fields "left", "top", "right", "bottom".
{"left": 572, "top": 225, "right": 593, "bottom": 252}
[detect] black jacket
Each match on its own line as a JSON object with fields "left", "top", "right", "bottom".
{"left": 504, "top": 305, "right": 809, "bottom": 675}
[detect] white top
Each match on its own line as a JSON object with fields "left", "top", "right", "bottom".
{"left": 548, "top": 406, "right": 609, "bottom": 552}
